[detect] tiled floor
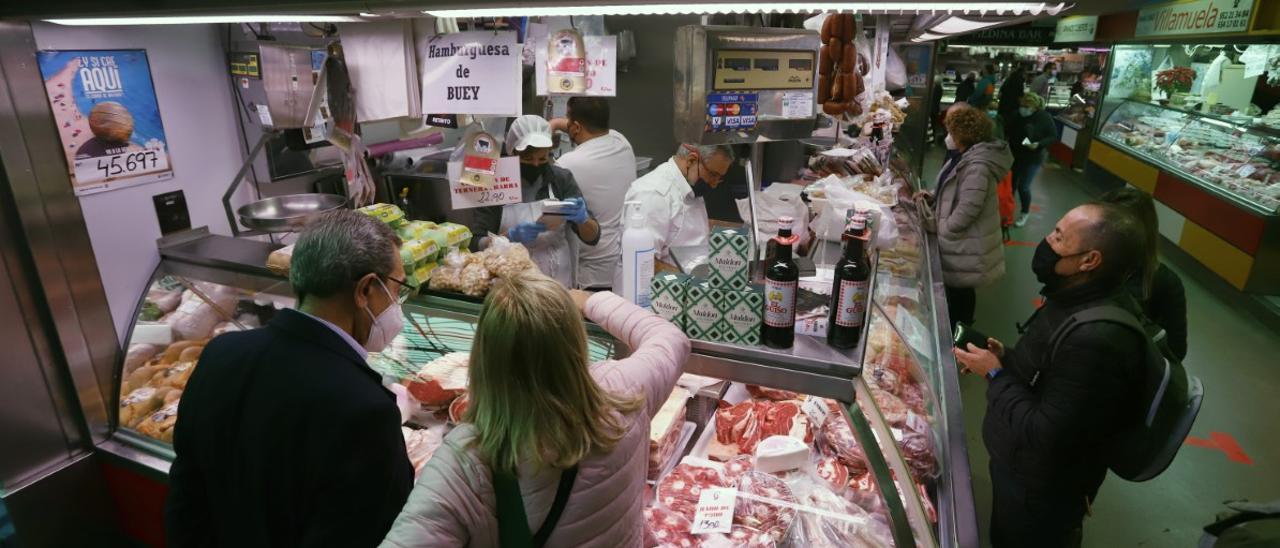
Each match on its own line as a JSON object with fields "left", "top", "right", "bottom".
{"left": 923, "top": 145, "right": 1280, "bottom": 547}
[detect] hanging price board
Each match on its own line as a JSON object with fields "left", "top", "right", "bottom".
{"left": 447, "top": 157, "right": 522, "bottom": 210}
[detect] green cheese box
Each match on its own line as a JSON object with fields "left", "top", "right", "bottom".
{"left": 715, "top": 285, "right": 764, "bottom": 346}
{"left": 649, "top": 272, "right": 689, "bottom": 332}
{"left": 708, "top": 226, "right": 751, "bottom": 290}
{"left": 684, "top": 279, "right": 727, "bottom": 342}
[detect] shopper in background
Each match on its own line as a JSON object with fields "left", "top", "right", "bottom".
{"left": 624, "top": 143, "right": 734, "bottom": 271}
{"left": 968, "top": 64, "right": 998, "bottom": 108}
{"left": 469, "top": 115, "right": 601, "bottom": 287}
{"left": 924, "top": 105, "right": 1011, "bottom": 328}
{"left": 955, "top": 202, "right": 1149, "bottom": 548}
{"left": 997, "top": 67, "right": 1026, "bottom": 145}
{"left": 1102, "top": 187, "right": 1189, "bottom": 360}
{"left": 551, "top": 97, "right": 638, "bottom": 291}
{"left": 1012, "top": 92, "right": 1059, "bottom": 228}
{"left": 1031, "top": 62, "right": 1056, "bottom": 98}
{"left": 381, "top": 271, "right": 691, "bottom": 547}
{"left": 955, "top": 72, "right": 978, "bottom": 110}
{"left": 167, "top": 210, "right": 414, "bottom": 547}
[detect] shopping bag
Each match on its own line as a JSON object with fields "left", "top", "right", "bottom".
{"left": 996, "top": 170, "right": 1015, "bottom": 230}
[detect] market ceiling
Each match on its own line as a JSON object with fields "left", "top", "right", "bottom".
{"left": 2, "top": 0, "right": 1149, "bottom": 20}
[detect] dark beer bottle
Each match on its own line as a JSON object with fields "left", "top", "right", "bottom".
{"left": 762, "top": 216, "right": 800, "bottom": 349}
{"left": 828, "top": 214, "right": 871, "bottom": 349}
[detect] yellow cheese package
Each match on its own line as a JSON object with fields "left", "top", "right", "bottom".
{"left": 358, "top": 203, "right": 406, "bottom": 227}
{"left": 400, "top": 239, "right": 441, "bottom": 267}
{"left": 413, "top": 261, "right": 438, "bottom": 286}
{"left": 438, "top": 222, "right": 473, "bottom": 250}
{"left": 397, "top": 220, "right": 438, "bottom": 242}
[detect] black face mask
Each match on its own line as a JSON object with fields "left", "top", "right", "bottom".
{"left": 520, "top": 163, "right": 546, "bottom": 182}
{"left": 691, "top": 179, "right": 713, "bottom": 197}
{"left": 1032, "top": 238, "right": 1087, "bottom": 290}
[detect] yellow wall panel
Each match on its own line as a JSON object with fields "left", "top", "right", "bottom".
{"left": 1089, "top": 141, "right": 1159, "bottom": 193}
{"left": 1179, "top": 221, "right": 1254, "bottom": 290}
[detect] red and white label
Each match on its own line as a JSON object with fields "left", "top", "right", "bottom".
{"left": 764, "top": 280, "right": 797, "bottom": 328}
{"left": 834, "top": 279, "right": 869, "bottom": 328}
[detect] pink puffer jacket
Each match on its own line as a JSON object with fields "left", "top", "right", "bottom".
{"left": 381, "top": 292, "right": 691, "bottom": 548}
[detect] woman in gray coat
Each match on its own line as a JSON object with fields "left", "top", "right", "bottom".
{"left": 927, "top": 105, "right": 1013, "bottom": 328}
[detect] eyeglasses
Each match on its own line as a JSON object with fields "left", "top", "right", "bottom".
{"left": 384, "top": 275, "right": 418, "bottom": 304}
{"left": 699, "top": 158, "right": 728, "bottom": 181}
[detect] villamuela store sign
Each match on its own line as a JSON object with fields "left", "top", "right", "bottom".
{"left": 1136, "top": 0, "right": 1254, "bottom": 37}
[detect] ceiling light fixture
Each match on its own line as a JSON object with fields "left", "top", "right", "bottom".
{"left": 45, "top": 14, "right": 363, "bottom": 26}
{"left": 423, "top": 2, "right": 1070, "bottom": 18}
{"left": 929, "top": 17, "right": 1004, "bottom": 34}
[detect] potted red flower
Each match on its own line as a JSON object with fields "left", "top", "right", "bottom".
{"left": 1156, "top": 67, "right": 1196, "bottom": 105}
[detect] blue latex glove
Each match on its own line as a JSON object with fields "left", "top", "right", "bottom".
{"left": 565, "top": 197, "right": 590, "bottom": 225}
{"left": 508, "top": 222, "right": 547, "bottom": 244}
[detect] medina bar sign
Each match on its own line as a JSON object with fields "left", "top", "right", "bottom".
{"left": 947, "top": 24, "right": 1055, "bottom": 46}
{"left": 1136, "top": 0, "right": 1254, "bottom": 37}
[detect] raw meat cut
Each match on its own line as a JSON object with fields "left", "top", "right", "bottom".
{"left": 407, "top": 352, "right": 469, "bottom": 408}
{"left": 869, "top": 386, "right": 909, "bottom": 426}
{"left": 734, "top": 472, "right": 797, "bottom": 543}
{"left": 657, "top": 462, "right": 728, "bottom": 519}
{"left": 448, "top": 392, "right": 469, "bottom": 424}
{"left": 816, "top": 400, "right": 867, "bottom": 473}
{"left": 789, "top": 475, "right": 893, "bottom": 548}
{"left": 644, "top": 505, "right": 698, "bottom": 548}
{"left": 865, "top": 366, "right": 902, "bottom": 395}
{"left": 745, "top": 385, "right": 803, "bottom": 401}
{"left": 815, "top": 457, "right": 850, "bottom": 493}
{"left": 896, "top": 427, "right": 938, "bottom": 480}
{"left": 650, "top": 389, "right": 691, "bottom": 480}
{"left": 711, "top": 399, "right": 813, "bottom": 460}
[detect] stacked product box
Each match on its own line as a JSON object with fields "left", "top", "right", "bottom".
{"left": 357, "top": 205, "right": 473, "bottom": 288}
{"left": 648, "top": 227, "right": 763, "bottom": 345}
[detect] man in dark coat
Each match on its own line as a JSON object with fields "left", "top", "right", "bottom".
{"left": 955, "top": 202, "right": 1149, "bottom": 548}
{"left": 166, "top": 210, "right": 415, "bottom": 547}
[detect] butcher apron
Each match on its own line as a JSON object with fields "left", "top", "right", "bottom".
{"left": 500, "top": 187, "right": 575, "bottom": 287}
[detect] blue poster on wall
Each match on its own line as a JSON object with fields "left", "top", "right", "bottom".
{"left": 36, "top": 49, "right": 174, "bottom": 196}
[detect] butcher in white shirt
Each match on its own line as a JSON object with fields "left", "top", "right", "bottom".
{"left": 624, "top": 143, "right": 735, "bottom": 271}
{"left": 551, "top": 98, "right": 637, "bottom": 290}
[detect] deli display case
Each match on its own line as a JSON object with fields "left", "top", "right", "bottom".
{"left": 96, "top": 162, "right": 974, "bottom": 547}
{"left": 1097, "top": 99, "right": 1280, "bottom": 213}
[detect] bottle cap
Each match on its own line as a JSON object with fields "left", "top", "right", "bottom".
{"left": 846, "top": 215, "right": 866, "bottom": 231}
{"left": 778, "top": 216, "right": 794, "bottom": 230}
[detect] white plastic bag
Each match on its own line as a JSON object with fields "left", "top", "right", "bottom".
{"left": 886, "top": 45, "right": 907, "bottom": 91}
{"left": 736, "top": 183, "right": 810, "bottom": 256}
{"left": 811, "top": 178, "right": 898, "bottom": 248}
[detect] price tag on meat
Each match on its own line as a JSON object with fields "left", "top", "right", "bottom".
{"left": 447, "top": 156, "right": 521, "bottom": 210}
{"left": 690, "top": 487, "right": 737, "bottom": 534}
{"left": 1238, "top": 164, "right": 1257, "bottom": 178}
{"left": 74, "top": 149, "right": 169, "bottom": 185}
{"left": 801, "top": 395, "right": 830, "bottom": 425}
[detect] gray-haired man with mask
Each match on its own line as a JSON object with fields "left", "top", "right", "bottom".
{"left": 624, "top": 143, "right": 734, "bottom": 271}
{"left": 167, "top": 210, "right": 414, "bottom": 547}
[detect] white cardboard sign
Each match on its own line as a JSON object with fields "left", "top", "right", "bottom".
{"left": 447, "top": 156, "right": 522, "bottom": 210}
{"left": 534, "top": 34, "right": 618, "bottom": 97}
{"left": 422, "top": 31, "right": 521, "bottom": 115}
{"left": 690, "top": 487, "right": 737, "bottom": 534}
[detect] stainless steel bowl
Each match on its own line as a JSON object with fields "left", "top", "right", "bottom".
{"left": 237, "top": 193, "right": 347, "bottom": 233}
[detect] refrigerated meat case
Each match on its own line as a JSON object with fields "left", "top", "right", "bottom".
{"left": 98, "top": 162, "right": 974, "bottom": 547}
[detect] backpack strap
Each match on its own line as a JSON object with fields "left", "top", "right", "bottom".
{"left": 493, "top": 463, "right": 579, "bottom": 548}
{"left": 1038, "top": 305, "right": 1147, "bottom": 389}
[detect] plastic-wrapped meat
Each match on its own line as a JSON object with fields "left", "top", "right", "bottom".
{"left": 657, "top": 463, "right": 728, "bottom": 519}
{"left": 724, "top": 525, "right": 777, "bottom": 548}
{"left": 734, "top": 472, "right": 797, "bottom": 543}
{"left": 869, "top": 386, "right": 910, "bottom": 426}
{"left": 846, "top": 471, "right": 886, "bottom": 518}
{"left": 644, "top": 505, "right": 698, "bottom": 548}
{"left": 745, "top": 385, "right": 804, "bottom": 401}
{"left": 817, "top": 401, "right": 868, "bottom": 473}
{"left": 897, "top": 428, "right": 938, "bottom": 481}
{"left": 789, "top": 476, "right": 893, "bottom": 548}
{"left": 815, "top": 457, "right": 850, "bottom": 493}
{"left": 899, "top": 382, "right": 927, "bottom": 415}
{"left": 723, "top": 455, "right": 754, "bottom": 483}
{"left": 865, "top": 366, "right": 901, "bottom": 395}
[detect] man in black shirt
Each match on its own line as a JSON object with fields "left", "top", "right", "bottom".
{"left": 956, "top": 202, "right": 1149, "bottom": 547}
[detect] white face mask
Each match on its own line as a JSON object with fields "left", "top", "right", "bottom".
{"left": 362, "top": 278, "right": 403, "bottom": 354}
{"left": 944, "top": 133, "right": 959, "bottom": 150}
{"left": 1019, "top": 107, "right": 1034, "bottom": 117}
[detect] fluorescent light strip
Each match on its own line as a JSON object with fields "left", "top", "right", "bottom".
{"left": 929, "top": 17, "right": 1003, "bottom": 34}
{"left": 424, "top": 2, "right": 1069, "bottom": 18}
{"left": 45, "top": 15, "right": 362, "bottom": 26}
{"left": 911, "top": 31, "right": 947, "bottom": 42}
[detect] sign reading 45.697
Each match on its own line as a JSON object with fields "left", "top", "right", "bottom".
{"left": 75, "top": 149, "right": 170, "bottom": 185}
{"left": 36, "top": 49, "right": 175, "bottom": 196}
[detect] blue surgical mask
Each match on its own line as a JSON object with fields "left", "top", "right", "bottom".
{"left": 1019, "top": 107, "right": 1033, "bottom": 117}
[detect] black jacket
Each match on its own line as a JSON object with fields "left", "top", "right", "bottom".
{"left": 1127, "top": 262, "right": 1188, "bottom": 361}
{"left": 983, "top": 279, "right": 1146, "bottom": 495}
{"left": 166, "top": 309, "right": 413, "bottom": 548}
{"left": 1018, "top": 110, "right": 1058, "bottom": 163}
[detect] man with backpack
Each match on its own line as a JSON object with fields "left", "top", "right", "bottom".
{"left": 955, "top": 202, "right": 1153, "bottom": 547}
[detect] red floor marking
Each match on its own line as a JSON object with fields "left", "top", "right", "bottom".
{"left": 1031, "top": 297, "right": 1046, "bottom": 308}
{"left": 1185, "top": 432, "right": 1253, "bottom": 465}
{"left": 1006, "top": 240, "right": 1038, "bottom": 247}
{"left": 1030, "top": 204, "right": 1042, "bottom": 213}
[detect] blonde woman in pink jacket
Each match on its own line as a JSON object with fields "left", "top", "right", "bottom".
{"left": 382, "top": 270, "right": 691, "bottom": 547}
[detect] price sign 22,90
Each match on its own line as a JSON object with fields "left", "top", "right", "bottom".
{"left": 74, "top": 149, "right": 170, "bottom": 184}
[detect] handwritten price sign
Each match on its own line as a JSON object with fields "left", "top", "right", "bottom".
{"left": 690, "top": 487, "right": 737, "bottom": 534}
{"left": 447, "top": 156, "right": 522, "bottom": 210}
{"left": 73, "top": 149, "right": 169, "bottom": 184}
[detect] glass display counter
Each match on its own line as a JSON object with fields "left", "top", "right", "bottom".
{"left": 1097, "top": 99, "right": 1280, "bottom": 213}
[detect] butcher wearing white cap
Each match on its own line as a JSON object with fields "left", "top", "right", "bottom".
{"left": 468, "top": 115, "right": 600, "bottom": 287}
